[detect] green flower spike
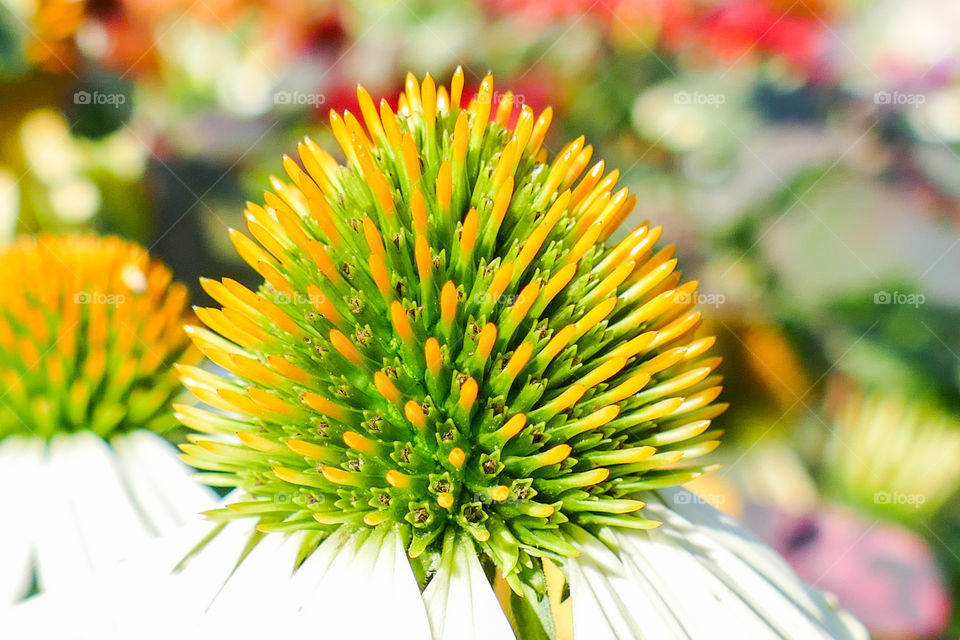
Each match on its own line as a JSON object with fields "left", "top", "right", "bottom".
{"left": 179, "top": 69, "right": 726, "bottom": 628}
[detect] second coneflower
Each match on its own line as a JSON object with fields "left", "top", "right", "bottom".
{"left": 0, "top": 235, "right": 216, "bottom": 607}
{"left": 21, "top": 72, "right": 866, "bottom": 639}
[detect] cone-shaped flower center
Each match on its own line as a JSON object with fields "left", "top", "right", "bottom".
{"left": 0, "top": 235, "right": 196, "bottom": 439}
{"left": 181, "top": 70, "right": 725, "bottom": 588}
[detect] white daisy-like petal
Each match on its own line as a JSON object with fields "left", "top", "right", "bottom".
{"left": 34, "top": 432, "right": 151, "bottom": 592}
{"left": 422, "top": 536, "right": 515, "bottom": 640}
{"left": 566, "top": 531, "right": 686, "bottom": 640}
{"left": 0, "top": 436, "right": 44, "bottom": 605}
{"left": 110, "top": 430, "right": 216, "bottom": 533}
{"left": 566, "top": 487, "right": 868, "bottom": 640}
{"left": 298, "top": 527, "right": 433, "bottom": 638}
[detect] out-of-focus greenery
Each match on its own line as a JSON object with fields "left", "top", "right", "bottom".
{"left": 2, "top": 0, "right": 960, "bottom": 636}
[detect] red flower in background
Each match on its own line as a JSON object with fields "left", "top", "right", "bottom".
{"left": 699, "top": 0, "right": 828, "bottom": 71}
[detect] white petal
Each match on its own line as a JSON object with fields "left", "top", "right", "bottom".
{"left": 422, "top": 537, "right": 515, "bottom": 640}
{"left": 565, "top": 487, "right": 867, "bottom": 640}
{"left": 33, "top": 432, "right": 152, "bottom": 592}
{"left": 566, "top": 532, "right": 686, "bottom": 640}
{"left": 295, "top": 527, "right": 433, "bottom": 638}
{"left": 110, "top": 430, "right": 217, "bottom": 533}
{"left": 653, "top": 487, "right": 866, "bottom": 639}
{"left": 200, "top": 533, "right": 303, "bottom": 635}
{"left": 0, "top": 437, "right": 43, "bottom": 605}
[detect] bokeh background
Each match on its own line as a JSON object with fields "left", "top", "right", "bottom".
{"left": 2, "top": 0, "right": 960, "bottom": 637}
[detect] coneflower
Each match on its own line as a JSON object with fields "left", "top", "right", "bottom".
{"left": 826, "top": 389, "right": 960, "bottom": 522}
{"left": 0, "top": 234, "right": 216, "bottom": 606}
{"left": 14, "top": 73, "right": 864, "bottom": 639}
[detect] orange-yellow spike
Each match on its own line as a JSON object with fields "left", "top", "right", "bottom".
{"left": 373, "top": 371, "right": 401, "bottom": 404}
{"left": 460, "top": 208, "right": 478, "bottom": 255}
{"left": 505, "top": 342, "right": 533, "bottom": 377}
{"left": 390, "top": 301, "right": 415, "bottom": 343}
{"left": 448, "top": 447, "right": 466, "bottom": 468}
{"left": 450, "top": 66, "right": 464, "bottom": 109}
{"left": 440, "top": 282, "right": 458, "bottom": 325}
{"left": 459, "top": 378, "right": 478, "bottom": 409}
{"left": 436, "top": 161, "right": 452, "bottom": 212}
{"left": 487, "top": 261, "right": 514, "bottom": 302}
{"left": 425, "top": 337, "right": 443, "bottom": 375}
{"left": 329, "top": 330, "right": 363, "bottom": 365}
{"left": 477, "top": 323, "right": 497, "bottom": 360}
{"left": 404, "top": 400, "right": 426, "bottom": 430}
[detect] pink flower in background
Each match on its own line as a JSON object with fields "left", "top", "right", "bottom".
{"left": 748, "top": 503, "right": 953, "bottom": 638}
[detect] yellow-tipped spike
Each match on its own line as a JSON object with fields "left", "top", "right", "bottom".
{"left": 330, "top": 330, "right": 362, "bottom": 365}
{"left": 411, "top": 187, "right": 428, "bottom": 234}
{"left": 459, "top": 377, "right": 478, "bottom": 409}
{"left": 364, "top": 511, "right": 391, "bottom": 526}
{"left": 471, "top": 74, "right": 494, "bottom": 139}
{"left": 448, "top": 447, "right": 466, "bottom": 468}
{"left": 460, "top": 208, "right": 478, "bottom": 255}
{"left": 405, "top": 400, "right": 426, "bottom": 430}
{"left": 487, "top": 261, "right": 514, "bottom": 302}
{"left": 356, "top": 85, "right": 385, "bottom": 141}
{"left": 542, "top": 444, "right": 572, "bottom": 466}
{"left": 401, "top": 133, "right": 421, "bottom": 186}
{"left": 477, "top": 323, "right": 497, "bottom": 360}
{"left": 373, "top": 371, "right": 402, "bottom": 404}
{"left": 441, "top": 281, "right": 458, "bottom": 325}
{"left": 437, "top": 492, "right": 455, "bottom": 509}
{"left": 436, "top": 160, "right": 452, "bottom": 212}
{"left": 511, "top": 281, "right": 540, "bottom": 323}
{"left": 415, "top": 235, "right": 432, "bottom": 281}
{"left": 343, "top": 430, "right": 376, "bottom": 454}
{"left": 497, "top": 413, "right": 527, "bottom": 442}
{"left": 425, "top": 337, "right": 442, "bottom": 375}
{"left": 390, "top": 301, "right": 415, "bottom": 343}
{"left": 450, "top": 66, "right": 464, "bottom": 109}
{"left": 505, "top": 343, "right": 533, "bottom": 377}
{"left": 491, "top": 485, "right": 511, "bottom": 502}
{"left": 576, "top": 297, "right": 617, "bottom": 336}
{"left": 386, "top": 470, "right": 411, "bottom": 488}
{"left": 541, "top": 263, "right": 577, "bottom": 306}
{"left": 543, "top": 324, "right": 576, "bottom": 361}
{"left": 287, "top": 439, "right": 336, "bottom": 462}
{"left": 301, "top": 392, "right": 346, "bottom": 420}
{"left": 581, "top": 357, "right": 627, "bottom": 389}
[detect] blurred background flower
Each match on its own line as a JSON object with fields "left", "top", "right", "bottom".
{"left": 1, "top": 0, "right": 959, "bottom": 636}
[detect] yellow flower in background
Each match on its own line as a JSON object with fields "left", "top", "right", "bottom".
{"left": 0, "top": 234, "right": 215, "bottom": 605}
{"left": 826, "top": 389, "right": 960, "bottom": 521}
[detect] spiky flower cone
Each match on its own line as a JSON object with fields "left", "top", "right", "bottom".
{"left": 0, "top": 235, "right": 196, "bottom": 439}
{"left": 180, "top": 69, "right": 725, "bottom": 604}
{"left": 826, "top": 390, "right": 960, "bottom": 522}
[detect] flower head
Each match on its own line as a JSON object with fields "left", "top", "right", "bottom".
{"left": 0, "top": 234, "right": 196, "bottom": 440}
{"left": 0, "top": 234, "right": 213, "bottom": 606}
{"left": 180, "top": 69, "right": 726, "bottom": 593}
